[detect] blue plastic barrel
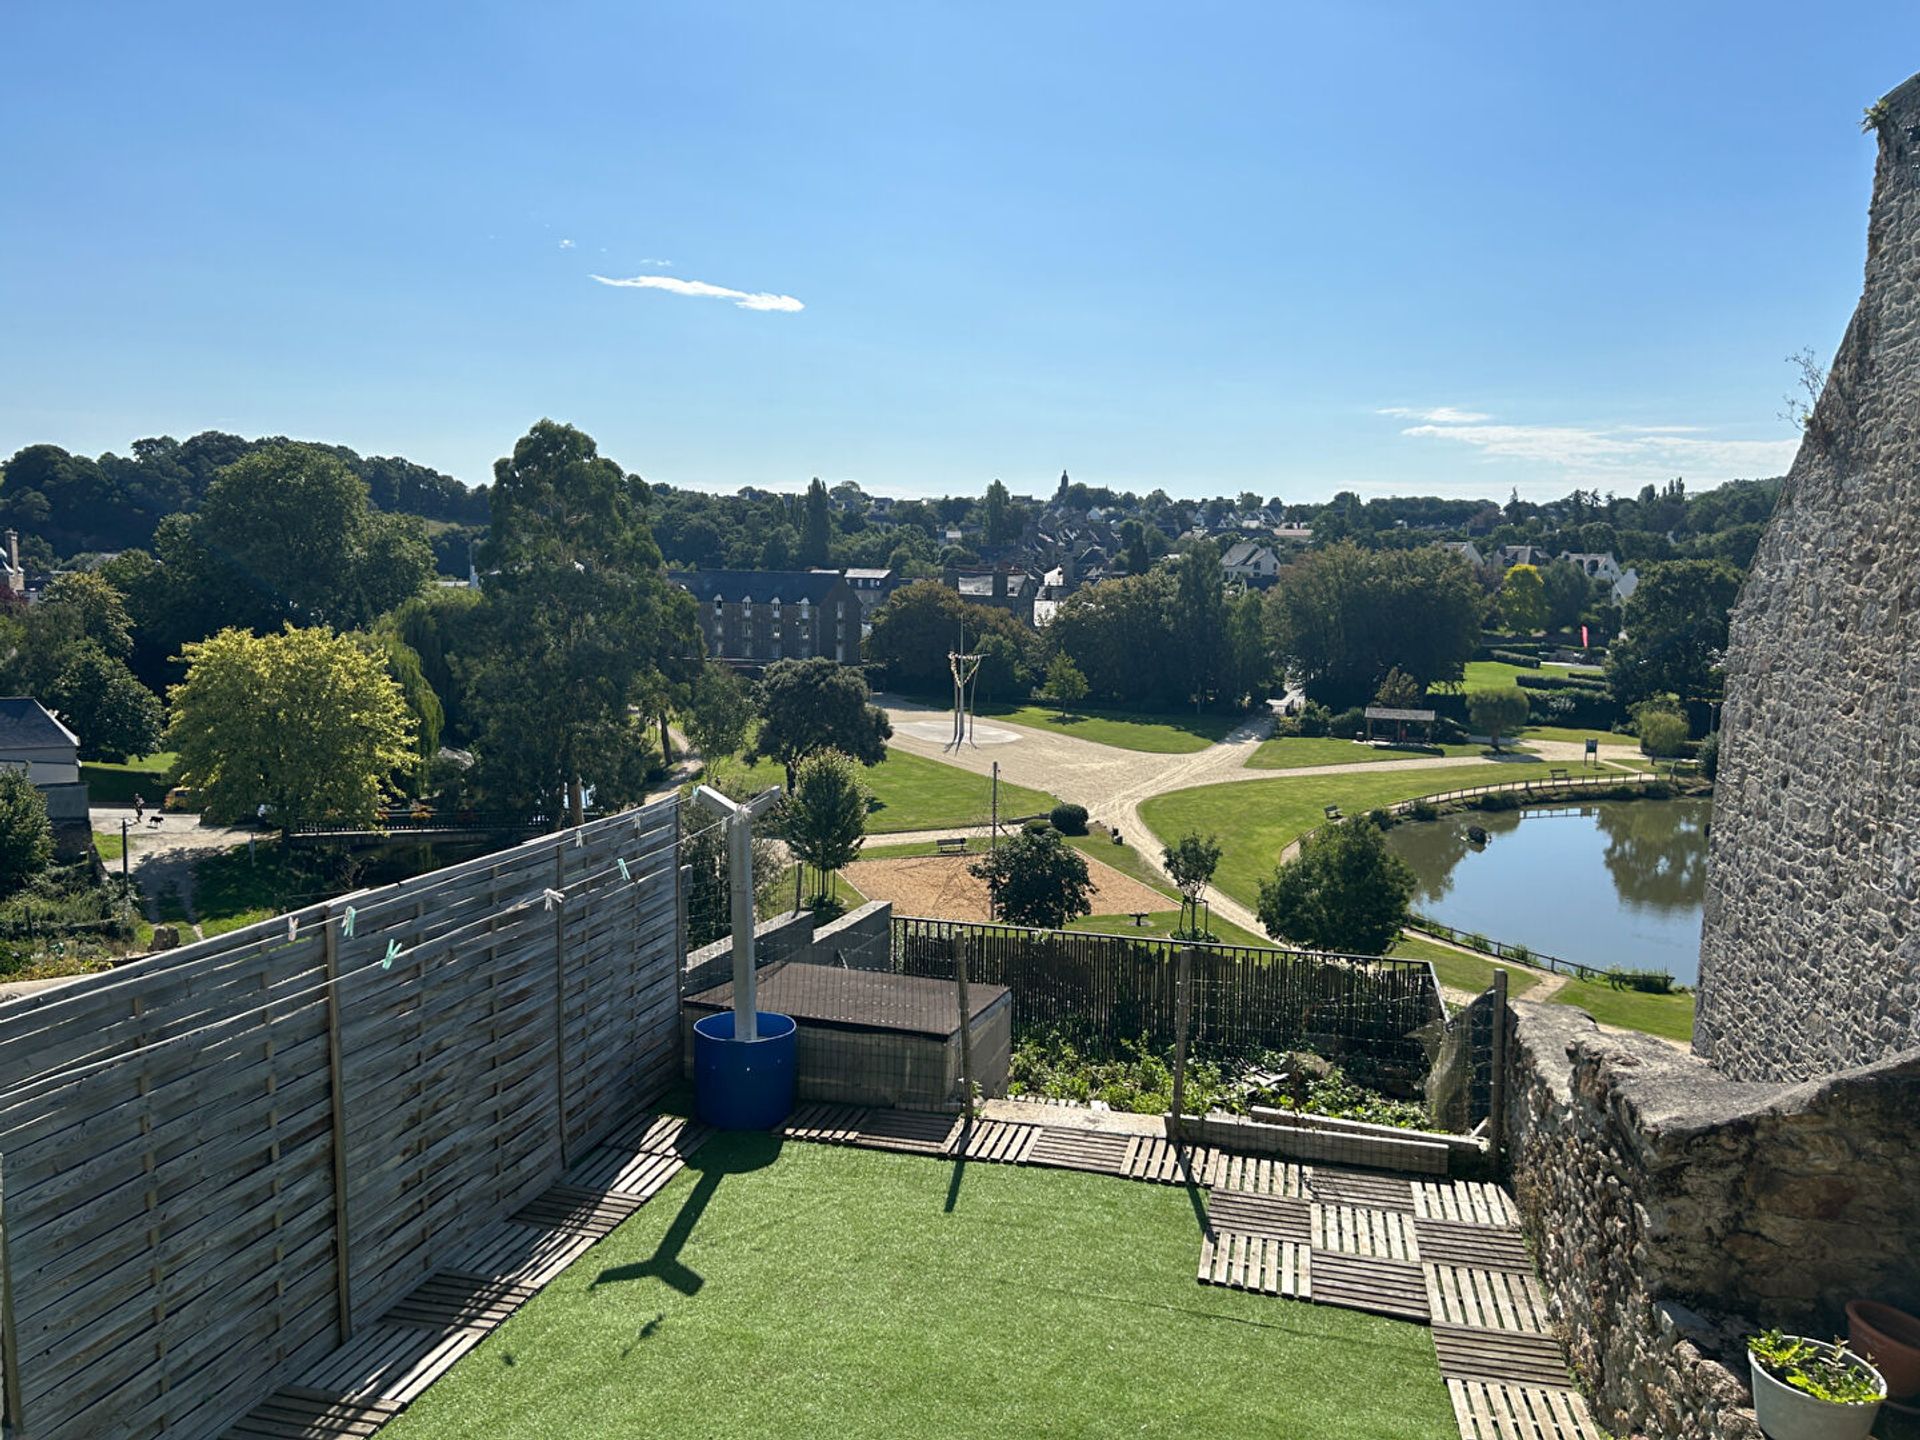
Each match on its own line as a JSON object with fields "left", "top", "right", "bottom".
{"left": 692, "top": 1011, "right": 798, "bottom": 1130}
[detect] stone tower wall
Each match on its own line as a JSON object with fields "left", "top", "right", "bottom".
{"left": 1694, "top": 75, "right": 1920, "bottom": 1080}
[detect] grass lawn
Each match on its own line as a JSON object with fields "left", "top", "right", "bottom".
{"left": 1248, "top": 736, "right": 1486, "bottom": 770}
{"left": 760, "top": 867, "right": 865, "bottom": 919}
{"left": 708, "top": 748, "right": 1059, "bottom": 834}
{"left": 79, "top": 751, "right": 177, "bottom": 805}
{"left": 382, "top": 1134, "right": 1458, "bottom": 1440}
{"left": 1389, "top": 932, "right": 1542, "bottom": 998}
{"left": 1452, "top": 660, "right": 1541, "bottom": 690}
{"left": 1519, "top": 725, "right": 1637, "bottom": 749}
{"left": 1067, "top": 908, "right": 1274, "bottom": 948}
{"left": 1547, "top": 977, "right": 1696, "bottom": 1043}
{"left": 978, "top": 702, "right": 1244, "bottom": 754}
{"left": 1139, "top": 761, "right": 1533, "bottom": 912}
{"left": 93, "top": 829, "right": 126, "bottom": 863}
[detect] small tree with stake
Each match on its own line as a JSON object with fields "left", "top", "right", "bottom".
{"left": 781, "top": 749, "right": 869, "bottom": 916}
{"left": 970, "top": 827, "right": 1093, "bottom": 929}
{"left": 1161, "top": 830, "right": 1222, "bottom": 940}
{"left": 1035, "top": 653, "right": 1089, "bottom": 717}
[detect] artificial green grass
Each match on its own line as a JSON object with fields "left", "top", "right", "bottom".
{"left": 1547, "top": 977, "right": 1696, "bottom": 1043}
{"left": 1248, "top": 736, "right": 1486, "bottom": 770}
{"left": 1389, "top": 932, "right": 1542, "bottom": 998}
{"left": 978, "top": 702, "right": 1243, "bottom": 753}
{"left": 710, "top": 749, "right": 1059, "bottom": 834}
{"left": 79, "top": 752, "right": 177, "bottom": 805}
{"left": 382, "top": 1135, "right": 1458, "bottom": 1440}
{"left": 1139, "top": 761, "right": 1535, "bottom": 912}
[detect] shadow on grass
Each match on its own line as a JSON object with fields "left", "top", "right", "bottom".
{"left": 591, "top": 1131, "right": 783, "bottom": 1298}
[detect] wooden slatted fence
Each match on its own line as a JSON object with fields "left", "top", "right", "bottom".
{"left": 0, "top": 798, "right": 682, "bottom": 1440}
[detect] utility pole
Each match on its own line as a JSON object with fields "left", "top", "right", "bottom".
{"left": 693, "top": 783, "right": 783, "bottom": 1042}
{"left": 121, "top": 818, "right": 130, "bottom": 885}
{"left": 989, "top": 761, "right": 999, "bottom": 923}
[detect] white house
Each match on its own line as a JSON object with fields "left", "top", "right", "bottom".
{"left": 1437, "top": 539, "right": 1484, "bottom": 567}
{"left": 1560, "top": 551, "right": 1640, "bottom": 605}
{"left": 1220, "top": 539, "right": 1281, "bottom": 584}
{"left": 0, "top": 698, "right": 90, "bottom": 857}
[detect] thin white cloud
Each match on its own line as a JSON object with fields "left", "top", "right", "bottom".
{"left": 1387, "top": 407, "right": 1797, "bottom": 485}
{"left": 590, "top": 272, "right": 801, "bottom": 312}
{"left": 559, "top": 238, "right": 575, "bottom": 249}
{"left": 1377, "top": 405, "right": 1492, "bottom": 423}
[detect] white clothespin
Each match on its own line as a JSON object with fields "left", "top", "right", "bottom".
{"left": 616, "top": 858, "right": 631, "bottom": 882}
{"left": 543, "top": 888, "right": 565, "bottom": 912}
{"left": 287, "top": 915, "right": 299, "bottom": 942}
{"left": 574, "top": 829, "right": 584, "bottom": 848}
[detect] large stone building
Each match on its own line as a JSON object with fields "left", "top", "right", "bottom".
{"left": 1693, "top": 75, "right": 1920, "bottom": 1083}
{"left": 670, "top": 570, "right": 861, "bottom": 665}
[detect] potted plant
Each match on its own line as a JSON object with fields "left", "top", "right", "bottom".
{"left": 1747, "top": 1329, "right": 1886, "bottom": 1440}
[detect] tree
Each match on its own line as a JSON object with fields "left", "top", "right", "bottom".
{"left": 1035, "top": 653, "right": 1088, "bottom": 715}
{"left": 1266, "top": 542, "right": 1481, "bottom": 706}
{"left": 377, "top": 587, "right": 483, "bottom": 744}
{"left": 982, "top": 478, "right": 1015, "bottom": 548}
{"left": 1634, "top": 702, "right": 1691, "bottom": 759}
{"left": 1256, "top": 820, "right": 1415, "bottom": 955}
{"left": 366, "top": 630, "right": 444, "bottom": 790}
{"left": 969, "top": 827, "right": 1093, "bottom": 929}
{"left": 863, "top": 580, "right": 1035, "bottom": 695}
{"left": 35, "top": 573, "right": 134, "bottom": 659}
{"left": 47, "top": 647, "right": 164, "bottom": 762}
{"left": 0, "top": 768, "right": 52, "bottom": 898}
{"left": 781, "top": 749, "right": 869, "bottom": 909}
{"left": 1161, "top": 830, "right": 1222, "bottom": 937}
{"left": 1045, "top": 571, "right": 1181, "bottom": 708}
{"left": 680, "top": 787, "right": 783, "bottom": 948}
{"left": 1171, "top": 540, "right": 1229, "bottom": 707}
{"left": 1605, "top": 560, "right": 1743, "bottom": 707}
{"left": 685, "top": 661, "right": 752, "bottom": 775}
{"left": 751, "top": 656, "right": 891, "bottom": 790}
{"left": 800, "top": 477, "right": 832, "bottom": 567}
{"left": 1467, "top": 688, "right": 1531, "bottom": 751}
{"left": 1498, "top": 564, "right": 1549, "bottom": 633}
{"left": 167, "top": 626, "right": 417, "bottom": 830}
{"left": 1539, "top": 559, "right": 1598, "bottom": 633}
{"left": 459, "top": 421, "right": 679, "bottom": 825}
{"left": 1373, "top": 666, "right": 1423, "bottom": 710}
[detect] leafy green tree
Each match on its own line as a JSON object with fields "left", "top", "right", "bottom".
{"left": 1633, "top": 701, "right": 1691, "bottom": 759}
{"left": 365, "top": 630, "right": 444, "bottom": 790}
{"left": 751, "top": 656, "right": 892, "bottom": 790}
{"left": 800, "top": 477, "right": 832, "bottom": 567}
{"left": 1539, "top": 558, "right": 1599, "bottom": 632}
{"left": 1035, "top": 653, "right": 1088, "bottom": 715}
{"left": 1161, "top": 830, "right": 1222, "bottom": 937}
{"left": 1222, "top": 588, "right": 1274, "bottom": 707}
{"left": 459, "top": 421, "right": 680, "bottom": 825}
{"left": 1605, "top": 560, "right": 1743, "bottom": 707}
{"left": 969, "top": 827, "right": 1094, "bottom": 928}
{"left": 1045, "top": 571, "right": 1180, "bottom": 707}
{"left": 682, "top": 660, "right": 747, "bottom": 766}
{"left": 167, "top": 626, "right": 417, "bottom": 830}
{"left": 377, "top": 587, "right": 483, "bottom": 744}
{"left": 1256, "top": 820, "right": 1415, "bottom": 955}
{"left": 1266, "top": 542, "right": 1481, "bottom": 706}
{"left": 35, "top": 573, "right": 134, "bottom": 658}
{"left": 680, "top": 786, "right": 783, "bottom": 946}
{"left": 781, "top": 749, "right": 870, "bottom": 908}
{"left": 0, "top": 768, "right": 53, "bottom": 898}
{"left": 1467, "top": 688, "right": 1531, "bottom": 751}
{"left": 48, "top": 647, "right": 164, "bottom": 762}
{"left": 1172, "top": 540, "right": 1229, "bottom": 707}
{"left": 863, "top": 581, "right": 1034, "bottom": 695}
{"left": 1373, "top": 666, "right": 1423, "bottom": 710}
{"left": 982, "top": 478, "right": 1015, "bottom": 548}
{"left": 1498, "top": 564, "right": 1549, "bottom": 633}
{"left": 191, "top": 444, "right": 434, "bottom": 631}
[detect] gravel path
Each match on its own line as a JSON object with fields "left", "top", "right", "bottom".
{"left": 93, "top": 805, "right": 257, "bottom": 940}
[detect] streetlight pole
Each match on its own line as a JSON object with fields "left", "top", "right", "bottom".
{"left": 692, "top": 783, "right": 783, "bottom": 1042}
{"left": 121, "top": 818, "right": 130, "bottom": 885}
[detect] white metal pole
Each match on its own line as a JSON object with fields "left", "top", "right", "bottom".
{"left": 694, "top": 783, "right": 782, "bottom": 1045}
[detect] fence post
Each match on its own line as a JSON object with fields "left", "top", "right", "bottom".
{"left": 0, "top": 1152, "right": 20, "bottom": 1435}
{"left": 952, "top": 935, "right": 976, "bottom": 1115}
{"left": 1488, "top": 968, "right": 1510, "bottom": 1169}
{"left": 1170, "top": 946, "right": 1194, "bottom": 1141}
{"left": 551, "top": 844, "right": 570, "bottom": 1171}
{"left": 320, "top": 904, "right": 354, "bottom": 1343}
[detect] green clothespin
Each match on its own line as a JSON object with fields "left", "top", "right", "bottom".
{"left": 382, "top": 939, "right": 401, "bottom": 971}
{"left": 617, "top": 858, "right": 631, "bottom": 882}
{"left": 342, "top": 906, "right": 356, "bottom": 938}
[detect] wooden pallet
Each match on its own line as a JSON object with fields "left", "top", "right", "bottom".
{"left": 293, "top": 1324, "right": 481, "bottom": 1406}
{"left": 440, "top": 1218, "right": 600, "bottom": 1288}
{"left": 1122, "top": 1136, "right": 1213, "bottom": 1185}
{"left": 852, "top": 1108, "right": 961, "bottom": 1154}
{"left": 220, "top": 1387, "right": 402, "bottom": 1439}
{"left": 1197, "top": 1233, "right": 1310, "bottom": 1298}
{"left": 566, "top": 1147, "right": 688, "bottom": 1199}
{"left": 957, "top": 1120, "right": 1040, "bottom": 1164}
{"left": 1424, "top": 1263, "right": 1551, "bottom": 1333}
{"left": 1209, "top": 1153, "right": 1306, "bottom": 1197}
{"left": 776, "top": 1102, "right": 870, "bottom": 1144}
{"left": 1414, "top": 1219, "right": 1533, "bottom": 1273}
{"left": 596, "top": 1111, "right": 713, "bottom": 1159}
{"left": 1414, "top": 1178, "right": 1522, "bottom": 1229}
{"left": 383, "top": 1273, "right": 542, "bottom": 1337}
{"left": 1207, "top": 1189, "right": 1311, "bottom": 1241}
{"left": 512, "top": 1184, "right": 649, "bottom": 1238}
{"left": 1447, "top": 1379, "right": 1605, "bottom": 1439}
{"left": 1432, "top": 1326, "right": 1573, "bottom": 1389}
{"left": 1308, "top": 1251, "right": 1431, "bottom": 1322}
{"left": 1312, "top": 1202, "right": 1419, "bottom": 1260}
{"left": 1307, "top": 1166, "right": 1416, "bottom": 1212}
{"left": 1026, "top": 1127, "right": 1132, "bottom": 1175}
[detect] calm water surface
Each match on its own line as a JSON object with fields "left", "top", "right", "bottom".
{"left": 1384, "top": 799, "right": 1709, "bottom": 983}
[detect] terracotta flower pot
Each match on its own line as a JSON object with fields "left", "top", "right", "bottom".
{"left": 1847, "top": 1300, "right": 1920, "bottom": 1400}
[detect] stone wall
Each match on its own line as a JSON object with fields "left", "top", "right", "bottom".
{"left": 1696, "top": 72, "right": 1920, "bottom": 1081}
{"left": 1503, "top": 1002, "right": 1920, "bottom": 1440}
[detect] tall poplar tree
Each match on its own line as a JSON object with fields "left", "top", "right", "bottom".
{"left": 800, "top": 477, "right": 832, "bottom": 567}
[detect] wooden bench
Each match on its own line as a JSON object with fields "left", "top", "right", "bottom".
{"left": 1323, "top": 804, "right": 1342, "bottom": 820}
{"left": 935, "top": 837, "right": 967, "bottom": 855}
{"left": 1129, "top": 911, "right": 1151, "bottom": 927}
{"left": 1549, "top": 767, "right": 1569, "bottom": 782}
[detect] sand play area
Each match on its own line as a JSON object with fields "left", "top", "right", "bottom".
{"left": 843, "top": 849, "right": 1169, "bottom": 923}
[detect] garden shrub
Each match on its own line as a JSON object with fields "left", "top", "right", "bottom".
{"left": 1407, "top": 800, "right": 1439, "bottom": 823}
{"left": 1021, "top": 817, "right": 1053, "bottom": 836}
{"left": 1048, "top": 803, "right": 1089, "bottom": 836}
{"left": 1330, "top": 706, "right": 1367, "bottom": 738}
{"left": 1489, "top": 648, "right": 1542, "bottom": 668}
{"left": 1606, "top": 967, "right": 1675, "bottom": 994}
{"left": 1295, "top": 701, "right": 1332, "bottom": 737}
{"left": 1474, "top": 791, "right": 1521, "bottom": 812}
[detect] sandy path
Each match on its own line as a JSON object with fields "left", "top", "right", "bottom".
{"left": 843, "top": 850, "right": 1167, "bottom": 924}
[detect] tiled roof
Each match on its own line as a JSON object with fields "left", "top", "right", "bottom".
{"left": 671, "top": 570, "right": 846, "bottom": 603}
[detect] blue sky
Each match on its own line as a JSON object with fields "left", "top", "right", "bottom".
{"left": 3, "top": 3, "right": 1914, "bottom": 502}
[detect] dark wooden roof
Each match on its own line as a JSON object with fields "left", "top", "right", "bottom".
{"left": 685, "top": 964, "right": 1010, "bottom": 1039}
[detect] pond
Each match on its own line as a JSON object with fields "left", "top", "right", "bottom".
{"left": 1384, "top": 799, "right": 1710, "bottom": 983}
